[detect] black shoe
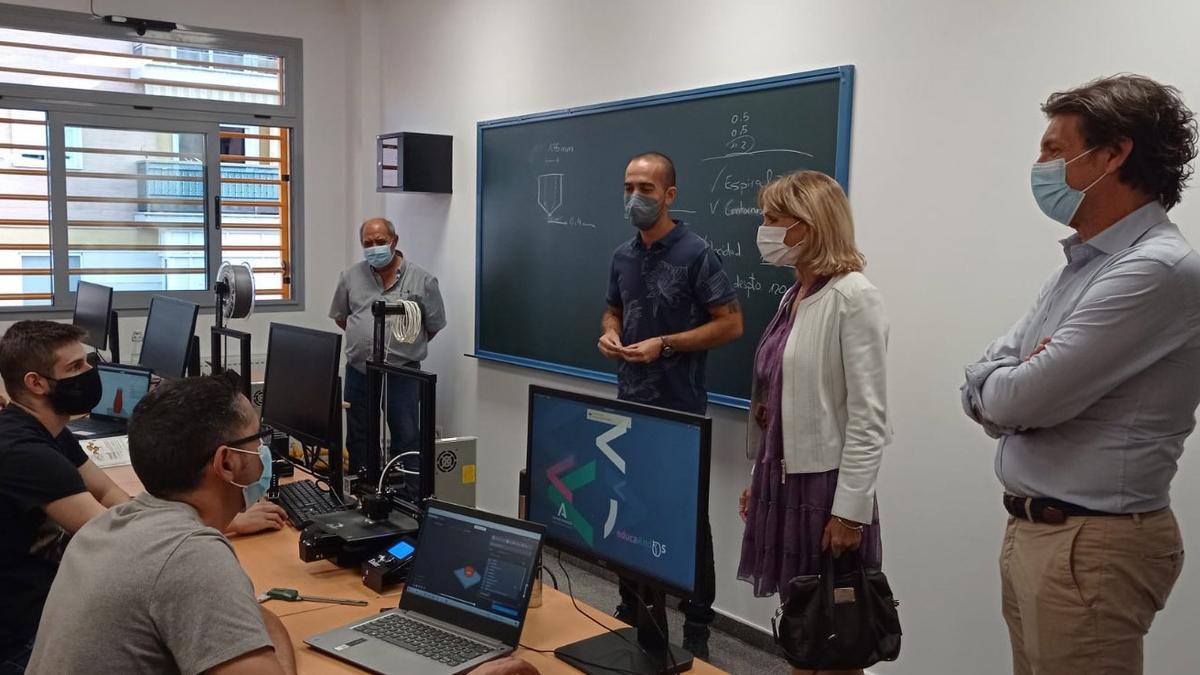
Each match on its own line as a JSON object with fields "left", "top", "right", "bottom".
{"left": 681, "top": 635, "right": 710, "bottom": 661}
{"left": 613, "top": 604, "right": 635, "bottom": 626}
{"left": 681, "top": 623, "right": 710, "bottom": 661}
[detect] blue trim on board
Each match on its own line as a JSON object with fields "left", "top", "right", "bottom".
{"left": 470, "top": 351, "right": 751, "bottom": 411}
{"left": 834, "top": 65, "right": 855, "bottom": 192}
{"left": 475, "top": 122, "right": 485, "bottom": 358}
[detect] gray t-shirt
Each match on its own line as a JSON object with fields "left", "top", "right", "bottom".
{"left": 329, "top": 257, "right": 448, "bottom": 372}
{"left": 26, "top": 493, "right": 272, "bottom": 675}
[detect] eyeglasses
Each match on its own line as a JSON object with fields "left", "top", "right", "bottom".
{"left": 226, "top": 425, "right": 275, "bottom": 449}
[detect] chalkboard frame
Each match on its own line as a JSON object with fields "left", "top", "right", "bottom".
{"left": 473, "top": 65, "right": 855, "bottom": 409}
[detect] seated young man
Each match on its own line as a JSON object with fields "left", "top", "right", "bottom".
{"left": 26, "top": 372, "right": 539, "bottom": 675}
{"left": 0, "top": 321, "right": 285, "bottom": 672}
{"left": 27, "top": 372, "right": 295, "bottom": 673}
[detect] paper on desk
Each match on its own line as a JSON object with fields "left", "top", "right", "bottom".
{"left": 82, "top": 435, "right": 131, "bottom": 468}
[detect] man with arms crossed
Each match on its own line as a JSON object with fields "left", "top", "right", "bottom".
{"left": 963, "top": 74, "right": 1199, "bottom": 674}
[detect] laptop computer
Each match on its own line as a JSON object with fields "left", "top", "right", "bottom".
{"left": 67, "top": 363, "right": 152, "bottom": 439}
{"left": 306, "top": 500, "right": 544, "bottom": 675}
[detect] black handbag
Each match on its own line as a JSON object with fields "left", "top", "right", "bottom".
{"left": 771, "top": 552, "right": 902, "bottom": 670}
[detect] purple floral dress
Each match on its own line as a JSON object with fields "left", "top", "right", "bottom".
{"left": 737, "top": 279, "right": 883, "bottom": 597}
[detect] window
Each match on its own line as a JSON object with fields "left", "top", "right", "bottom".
{"left": 65, "top": 124, "right": 209, "bottom": 294}
{"left": 0, "top": 108, "right": 51, "bottom": 306}
{"left": 0, "top": 27, "right": 284, "bottom": 106}
{"left": 0, "top": 6, "right": 301, "bottom": 313}
{"left": 218, "top": 125, "right": 291, "bottom": 300}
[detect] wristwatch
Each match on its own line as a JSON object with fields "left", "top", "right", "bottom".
{"left": 659, "top": 336, "right": 675, "bottom": 358}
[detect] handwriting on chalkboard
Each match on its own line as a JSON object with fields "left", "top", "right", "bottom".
{"left": 709, "top": 165, "right": 789, "bottom": 195}
{"left": 558, "top": 216, "right": 595, "bottom": 228}
{"left": 733, "top": 273, "right": 791, "bottom": 298}
{"left": 701, "top": 235, "right": 743, "bottom": 258}
{"left": 703, "top": 147, "right": 815, "bottom": 162}
{"left": 703, "top": 111, "right": 814, "bottom": 162}
{"left": 708, "top": 199, "right": 762, "bottom": 217}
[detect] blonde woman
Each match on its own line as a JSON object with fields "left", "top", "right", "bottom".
{"left": 737, "top": 171, "right": 890, "bottom": 675}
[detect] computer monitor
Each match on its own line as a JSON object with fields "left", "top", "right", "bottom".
{"left": 525, "top": 385, "right": 710, "bottom": 673}
{"left": 260, "top": 323, "right": 342, "bottom": 449}
{"left": 92, "top": 364, "right": 152, "bottom": 420}
{"left": 73, "top": 281, "right": 112, "bottom": 354}
{"left": 138, "top": 296, "right": 198, "bottom": 379}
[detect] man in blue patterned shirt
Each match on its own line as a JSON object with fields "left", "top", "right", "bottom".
{"left": 598, "top": 151, "right": 743, "bottom": 658}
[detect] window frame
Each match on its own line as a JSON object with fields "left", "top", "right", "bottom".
{"left": 0, "top": 2, "right": 304, "bottom": 316}
{"left": 50, "top": 111, "right": 220, "bottom": 311}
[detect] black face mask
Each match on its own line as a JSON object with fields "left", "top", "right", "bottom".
{"left": 38, "top": 367, "right": 103, "bottom": 415}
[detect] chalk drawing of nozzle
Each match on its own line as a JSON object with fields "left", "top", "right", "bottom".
{"left": 537, "top": 173, "right": 564, "bottom": 221}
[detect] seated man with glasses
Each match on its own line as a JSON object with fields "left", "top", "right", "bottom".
{"left": 0, "top": 322, "right": 285, "bottom": 673}
{"left": 26, "top": 372, "right": 297, "bottom": 674}
{"left": 26, "top": 372, "right": 540, "bottom": 675}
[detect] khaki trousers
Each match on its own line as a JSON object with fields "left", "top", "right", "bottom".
{"left": 999, "top": 508, "right": 1185, "bottom": 675}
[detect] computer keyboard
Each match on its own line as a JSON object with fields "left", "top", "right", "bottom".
{"left": 68, "top": 416, "right": 124, "bottom": 437}
{"left": 354, "top": 614, "right": 491, "bottom": 666}
{"left": 272, "top": 479, "right": 343, "bottom": 528}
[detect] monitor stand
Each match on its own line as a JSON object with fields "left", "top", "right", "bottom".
{"left": 186, "top": 334, "right": 201, "bottom": 377}
{"left": 107, "top": 309, "right": 121, "bottom": 364}
{"left": 555, "top": 584, "right": 694, "bottom": 674}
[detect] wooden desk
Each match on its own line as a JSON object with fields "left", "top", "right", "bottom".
{"left": 102, "top": 466, "right": 725, "bottom": 674}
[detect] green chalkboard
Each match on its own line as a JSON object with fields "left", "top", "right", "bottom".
{"left": 475, "top": 67, "right": 854, "bottom": 407}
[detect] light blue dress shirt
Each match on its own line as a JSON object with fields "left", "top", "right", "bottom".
{"left": 963, "top": 202, "right": 1200, "bottom": 513}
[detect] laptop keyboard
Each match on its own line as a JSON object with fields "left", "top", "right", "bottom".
{"left": 69, "top": 417, "right": 123, "bottom": 436}
{"left": 354, "top": 614, "right": 492, "bottom": 666}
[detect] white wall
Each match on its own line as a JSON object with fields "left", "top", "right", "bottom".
{"left": 0, "top": 0, "right": 355, "bottom": 362}
{"left": 358, "top": 1, "right": 1200, "bottom": 673}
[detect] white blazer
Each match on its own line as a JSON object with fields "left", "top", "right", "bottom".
{"left": 746, "top": 272, "right": 891, "bottom": 525}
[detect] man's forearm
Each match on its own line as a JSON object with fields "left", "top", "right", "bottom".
{"left": 669, "top": 299, "right": 743, "bottom": 351}
{"left": 602, "top": 308, "right": 622, "bottom": 335}
{"left": 667, "top": 308, "right": 743, "bottom": 352}
{"left": 260, "top": 607, "right": 297, "bottom": 675}
{"left": 79, "top": 461, "right": 131, "bottom": 508}
{"left": 99, "top": 486, "right": 131, "bottom": 508}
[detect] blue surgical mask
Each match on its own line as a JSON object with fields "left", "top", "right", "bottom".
{"left": 1030, "top": 148, "right": 1107, "bottom": 226}
{"left": 364, "top": 244, "right": 394, "bottom": 269}
{"left": 624, "top": 192, "right": 661, "bottom": 230}
{"left": 229, "top": 443, "right": 272, "bottom": 511}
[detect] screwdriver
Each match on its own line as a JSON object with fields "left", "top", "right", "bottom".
{"left": 257, "top": 587, "right": 369, "bottom": 606}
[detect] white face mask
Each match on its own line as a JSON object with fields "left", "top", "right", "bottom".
{"left": 756, "top": 220, "right": 802, "bottom": 266}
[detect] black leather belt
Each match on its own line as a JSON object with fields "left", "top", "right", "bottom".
{"left": 1003, "top": 494, "right": 1124, "bottom": 524}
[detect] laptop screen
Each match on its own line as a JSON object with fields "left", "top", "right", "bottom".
{"left": 403, "top": 504, "right": 542, "bottom": 634}
{"left": 93, "top": 365, "right": 151, "bottom": 420}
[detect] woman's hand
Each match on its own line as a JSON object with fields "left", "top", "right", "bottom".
{"left": 738, "top": 487, "right": 751, "bottom": 522}
{"left": 752, "top": 402, "right": 769, "bottom": 429}
{"left": 821, "top": 516, "right": 864, "bottom": 557}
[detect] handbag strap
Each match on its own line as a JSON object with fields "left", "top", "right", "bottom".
{"left": 820, "top": 552, "right": 838, "bottom": 640}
